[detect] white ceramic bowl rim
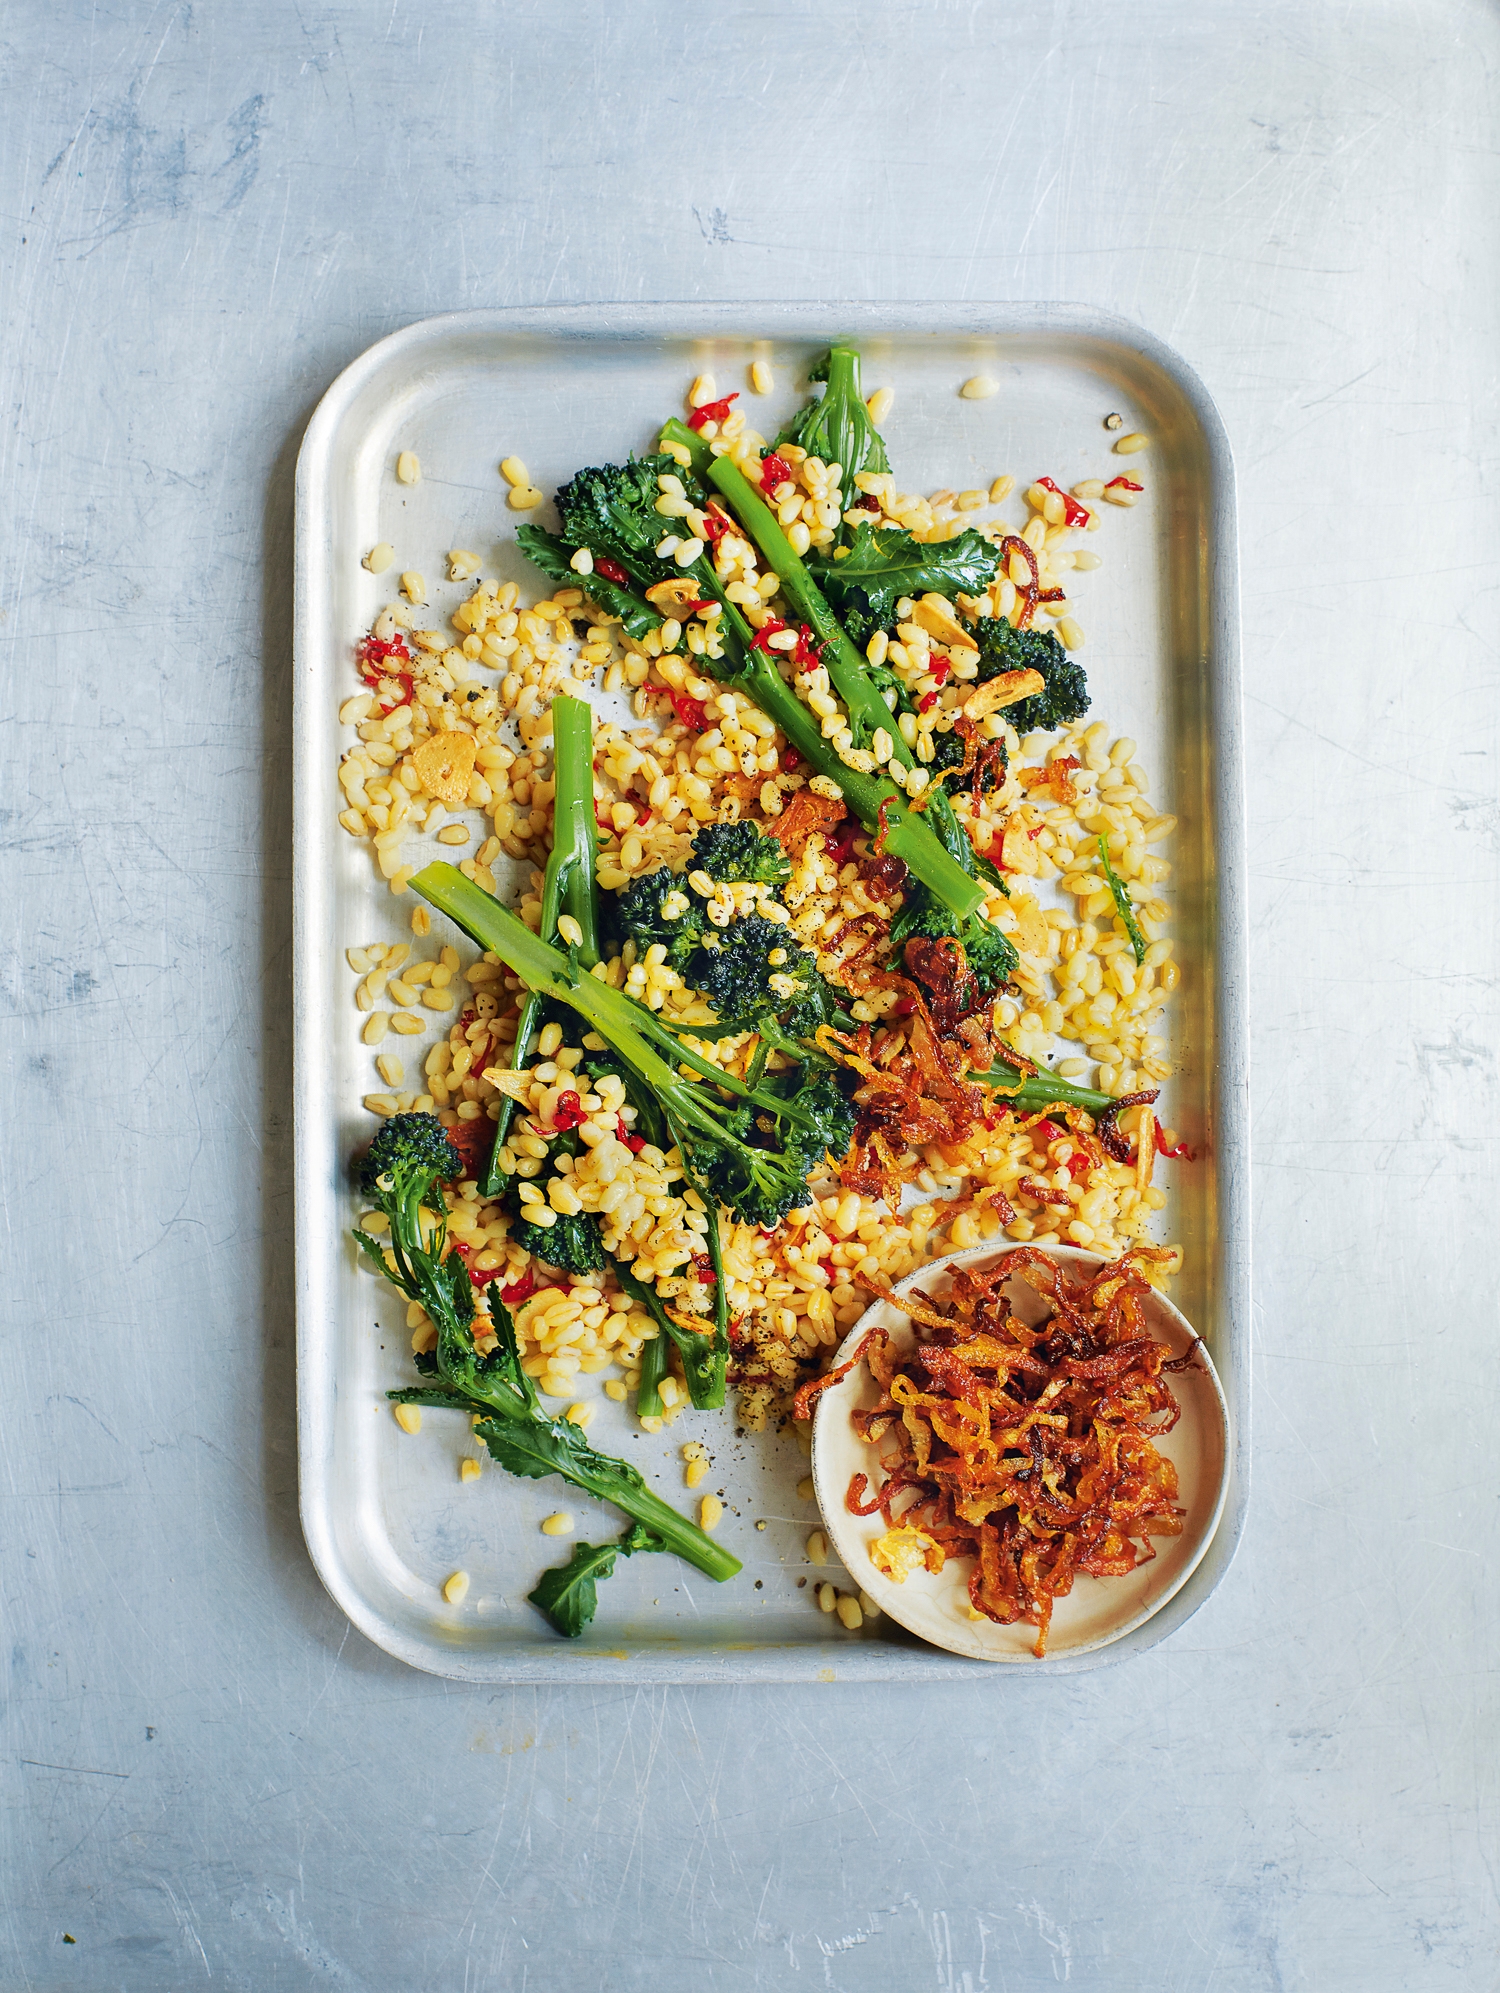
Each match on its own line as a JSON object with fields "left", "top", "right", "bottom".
{"left": 810, "top": 1242, "right": 1232, "bottom": 1665}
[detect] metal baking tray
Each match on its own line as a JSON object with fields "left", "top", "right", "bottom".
{"left": 293, "top": 304, "right": 1248, "bottom": 1681}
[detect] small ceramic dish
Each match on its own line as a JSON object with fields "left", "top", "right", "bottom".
{"left": 811, "top": 1243, "right": 1231, "bottom": 1664}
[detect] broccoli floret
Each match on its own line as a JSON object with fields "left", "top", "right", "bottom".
{"left": 611, "top": 867, "right": 707, "bottom": 973}
{"left": 966, "top": 616, "right": 1091, "bottom": 735}
{"left": 689, "top": 820, "right": 791, "bottom": 889}
{"left": 685, "top": 1072, "right": 856, "bottom": 1231}
{"left": 357, "top": 1112, "right": 462, "bottom": 1198}
{"left": 554, "top": 454, "right": 702, "bottom": 587}
{"left": 693, "top": 914, "right": 842, "bottom": 1042}
{"left": 889, "top": 885, "right": 1018, "bottom": 1002}
{"left": 506, "top": 1203, "right": 605, "bottom": 1276}
{"left": 413, "top": 865, "right": 860, "bottom": 1236}
{"left": 611, "top": 825, "right": 790, "bottom": 968}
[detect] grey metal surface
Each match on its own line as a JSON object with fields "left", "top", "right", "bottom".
{"left": 295, "top": 304, "right": 1247, "bottom": 1681}
{"left": 3, "top": 1, "right": 1497, "bottom": 1985}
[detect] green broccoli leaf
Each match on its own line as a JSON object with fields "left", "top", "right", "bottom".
{"left": 811, "top": 522, "right": 1001, "bottom": 626}
{"left": 1097, "top": 835, "right": 1148, "bottom": 966}
{"left": 526, "top": 1522, "right": 668, "bottom": 1638}
{"left": 473, "top": 1411, "right": 645, "bottom": 1489}
{"left": 515, "top": 525, "right": 661, "bottom": 640}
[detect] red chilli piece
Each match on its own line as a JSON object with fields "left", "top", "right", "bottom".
{"left": 688, "top": 393, "right": 739, "bottom": 432}
{"left": 759, "top": 452, "right": 793, "bottom": 493}
{"left": 793, "top": 624, "right": 825, "bottom": 672}
{"left": 356, "top": 635, "right": 415, "bottom": 715}
{"left": 824, "top": 818, "right": 860, "bottom": 866}
{"left": 693, "top": 1254, "right": 717, "bottom": 1286}
{"left": 1104, "top": 475, "right": 1143, "bottom": 493}
{"left": 593, "top": 554, "right": 630, "bottom": 586}
{"left": 500, "top": 1270, "right": 538, "bottom": 1307}
{"left": 548, "top": 1090, "right": 586, "bottom": 1133}
{"left": 856, "top": 492, "right": 881, "bottom": 512}
{"left": 782, "top": 746, "right": 801, "bottom": 771}
{"left": 1037, "top": 476, "right": 1093, "bottom": 528}
{"left": 748, "top": 616, "right": 788, "bottom": 654}
{"left": 620, "top": 1131, "right": 647, "bottom": 1155}
{"left": 1155, "top": 1124, "right": 1196, "bottom": 1162}
{"left": 668, "top": 690, "right": 709, "bottom": 732}
{"left": 918, "top": 692, "right": 939, "bottom": 713}
{"left": 928, "top": 658, "right": 952, "bottom": 686}
{"left": 698, "top": 506, "right": 733, "bottom": 545}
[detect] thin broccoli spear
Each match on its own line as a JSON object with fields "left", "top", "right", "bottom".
{"left": 610, "top": 1247, "right": 727, "bottom": 1414}
{"left": 665, "top": 421, "right": 990, "bottom": 888}
{"left": 354, "top": 1116, "right": 739, "bottom": 1595}
{"left": 672, "top": 575, "right": 983, "bottom": 917}
{"left": 524, "top": 458, "right": 983, "bottom": 919}
{"left": 1097, "top": 834, "right": 1149, "bottom": 967}
{"left": 480, "top": 694, "right": 598, "bottom": 1198}
{"left": 634, "top": 1315, "right": 670, "bottom": 1419}
{"left": 418, "top": 867, "right": 802, "bottom": 1122}
{"left": 412, "top": 863, "right": 854, "bottom": 1232}
{"left": 387, "top": 1286, "right": 740, "bottom": 1588}
{"left": 699, "top": 450, "right": 903, "bottom": 751}
{"left": 972, "top": 1060, "right": 1117, "bottom": 1117}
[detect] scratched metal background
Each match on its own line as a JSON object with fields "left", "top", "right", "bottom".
{"left": 3, "top": 3, "right": 1497, "bottom": 1987}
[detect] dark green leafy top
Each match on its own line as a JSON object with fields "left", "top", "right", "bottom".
{"left": 811, "top": 522, "right": 1001, "bottom": 627}
{"left": 554, "top": 454, "right": 702, "bottom": 587}
{"left": 357, "top": 1112, "right": 462, "bottom": 1198}
{"left": 690, "top": 820, "right": 792, "bottom": 888}
{"left": 776, "top": 343, "right": 890, "bottom": 489}
{"left": 967, "top": 616, "right": 1091, "bottom": 735}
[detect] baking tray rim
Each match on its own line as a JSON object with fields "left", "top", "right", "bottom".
{"left": 292, "top": 301, "right": 1249, "bottom": 1682}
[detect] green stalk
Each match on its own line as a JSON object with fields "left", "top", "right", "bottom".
{"left": 707, "top": 451, "right": 908, "bottom": 767}
{"left": 480, "top": 695, "right": 599, "bottom": 1197}
{"left": 692, "top": 430, "right": 1000, "bottom": 903}
{"left": 974, "top": 1064, "right": 1114, "bottom": 1117}
{"left": 517, "top": 1440, "right": 739, "bottom": 1578}
{"left": 632, "top": 1305, "right": 670, "bottom": 1419}
{"left": 417, "top": 865, "right": 836, "bottom": 1141}
{"left": 656, "top": 424, "right": 983, "bottom": 920}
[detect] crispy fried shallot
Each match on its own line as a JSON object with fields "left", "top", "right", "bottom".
{"left": 844, "top": 1248, "right": 1188, "bottom": 1656}
{"left": 819, "top": 937, "right": 1113, "bottom": 1208}
{"left": 767, "top": 789, "right": 848, "bottom": 854}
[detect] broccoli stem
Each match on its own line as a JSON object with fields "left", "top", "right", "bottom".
{"left": 611, "top": 1247, "right": 726, "bottom": 1414}
{"left": 668, "top": 425, "right": 990, "bottom": 910}
{"left": 526, "top": 1442, "right": 737, "bottom": 1578}
{"left": 632, "top": 1302, "right": 670, "bottom": 1419}
{"left": 481, "top": 695, "right": 598, "bottom": 1198}
{"left": 975, "top": 1063, "right": 1115, "bottom": 1117}
{"left": 700, "top": 445, "right": 996, "bottom": 903}
{"left": 655, "top": 429, "right": 985, "bottom": 920}
{"left": 418, "top": 865, "right": 814, "bottom": 1126}
{"left": 705, "top": 452, "right": 907, "bottom": 763}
